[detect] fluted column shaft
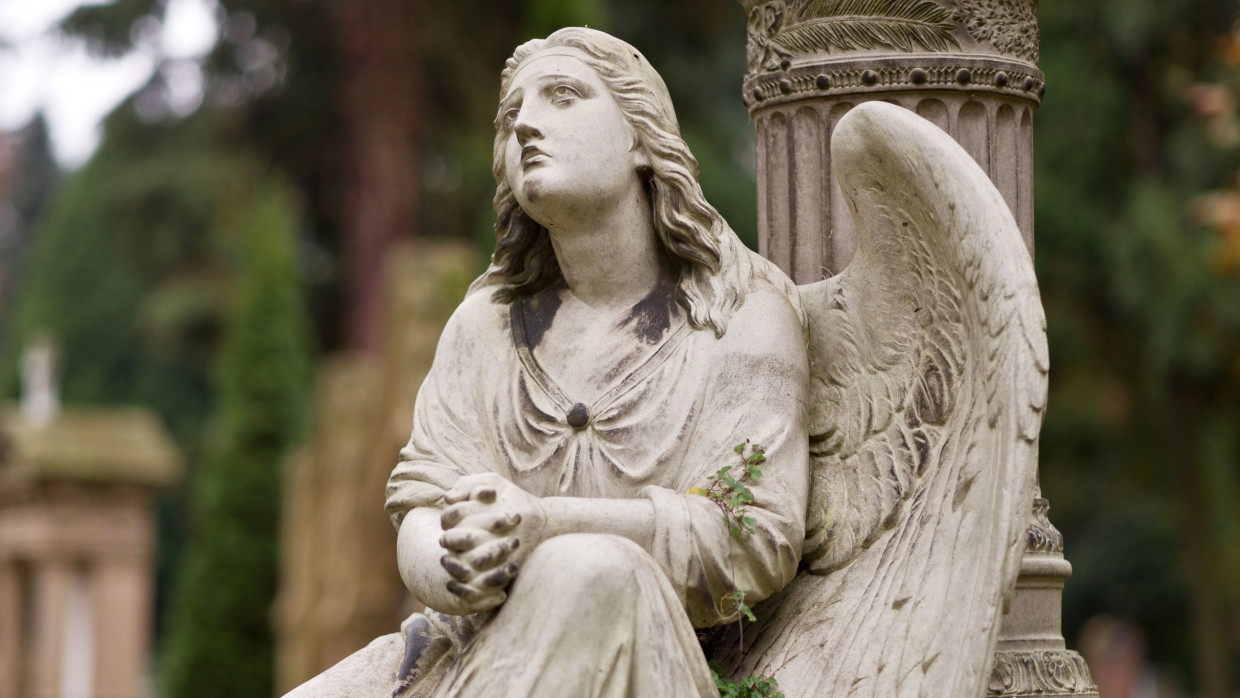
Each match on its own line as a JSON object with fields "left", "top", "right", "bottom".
{"left": 739, "top": 0, "right": 1043, "bottom": 280}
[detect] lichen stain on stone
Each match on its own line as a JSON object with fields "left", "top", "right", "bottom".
{"left": 521, "top": 290, "right": 563, "bottom": 350}
{"left": 622, "top": 285, "right": 675, "bottom": 345}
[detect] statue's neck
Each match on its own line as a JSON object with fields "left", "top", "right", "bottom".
{"left": 545, "top": 188, "right": 669, "bottom": 310}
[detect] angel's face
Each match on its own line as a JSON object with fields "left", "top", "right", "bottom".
{"left": 499, "top": 51, "right": 646, "bottom": 223}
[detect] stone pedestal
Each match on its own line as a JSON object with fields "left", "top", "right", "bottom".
{"left": 987, "top": 498, "right": 1097, "bottom": 696}
{"left": 0, "top": 407, "right": 181, "bottom": 698}
{"left": 736, "top": 2, "right": 1095, "bottom": 693}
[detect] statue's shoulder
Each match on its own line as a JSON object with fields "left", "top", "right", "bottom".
{"left": 719, "top": 278, "right": 806, "bottom": 363}
{"left": 441, "top": 286, "right": 512, "bottom": 348}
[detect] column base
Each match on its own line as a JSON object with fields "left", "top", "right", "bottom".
{"left": 988, "top": 498, "right": 1098, "bottom": 697}
{"left": 988, "top": 649, "right": 1097, "bottom": 697}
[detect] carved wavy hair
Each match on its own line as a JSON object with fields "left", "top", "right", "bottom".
{"left": 473, "top": 27, "right": 785, "bottom": 337}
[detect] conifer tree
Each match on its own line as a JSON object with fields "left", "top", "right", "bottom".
{"left": 159, "top": 181, "right": 311, "bottom": 698}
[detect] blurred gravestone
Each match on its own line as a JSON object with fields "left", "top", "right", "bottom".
{"left": 274, "top": 239, "right": 477, "bottom": 693}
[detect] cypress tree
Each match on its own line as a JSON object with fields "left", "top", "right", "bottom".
{"left": 159, "top": 181, "right": 311, "bottom": 697}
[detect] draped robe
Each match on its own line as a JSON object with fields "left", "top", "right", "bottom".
{"left": 290, "top": 272, "right": 809, "bottom": 698}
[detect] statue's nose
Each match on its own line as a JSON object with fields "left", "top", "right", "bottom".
{"left": 515, "top": 120, "right": 543, "bottom": 146}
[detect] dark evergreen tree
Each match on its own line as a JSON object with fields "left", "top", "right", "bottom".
{"left": 158, "top": 179, "right": 310, "bottom": 698}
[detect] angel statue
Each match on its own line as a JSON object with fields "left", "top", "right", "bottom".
{"left": 288, "top": 25, "right": 1047, "bottom": 698}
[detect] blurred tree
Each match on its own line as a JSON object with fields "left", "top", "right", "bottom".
{"left": 0, "top": 105, "right": 295, "bottom": 436}
{"left": 158, "top": 178, "right": 310, "bottom": 698}
{"left": 1035, "top": 1, "right": 1240, "bottom": 695}
{"left": 0, "top": 116, "right": 60, "bottom": 346}
{"left": 60, "top": 0, "right": 428, "bottom": 352}
{"left": 330, "top": 0, "right": 423, "bottom": 350}
{"left": 1, "top": 108, "right": 219, "bottom": 429}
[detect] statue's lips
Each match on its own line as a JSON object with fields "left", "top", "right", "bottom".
{"left": 521, "top": 146, "right": 548, "bottom": 170}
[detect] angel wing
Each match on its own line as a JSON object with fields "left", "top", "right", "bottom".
{"left": 711, "top": 101, "right": 1048, "bottom": 696}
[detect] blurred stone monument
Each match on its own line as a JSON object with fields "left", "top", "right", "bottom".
{"left": 736, "top": 0, "right": 1095, "bottom": 694}
{"left": 0, "top": 338, "right": 182, "bottom": 698}
{"left": 274, "top": 240, "right": 476, "bottom": 693}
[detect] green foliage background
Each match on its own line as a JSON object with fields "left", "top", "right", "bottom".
{"left": 1034, "top": 2, "right": 1240, "bottom": 690}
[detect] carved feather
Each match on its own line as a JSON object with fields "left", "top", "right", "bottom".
{"left": 774, "top": 0, "right": 961, "bottom": 54}
{"left": 712, "top": 102, "right": 1047, "bottom": 697}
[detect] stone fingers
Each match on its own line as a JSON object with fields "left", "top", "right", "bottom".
{"left": 476, "top": 511, "right": 521, "bottom": 534}
{"left": 442, "top": 506, "right": 521, "bottom": 533}
{"left": 439, "top": 528, "right": 489, "bottom": 552}
{"left": 471, "top": 485, "right": 497, "bottom": 503}
{"left": 444, "top": 473, "right": 508, "bottom": 505}
{"left": 442, "top": 556, "right": 518, "bottom": 613}
{"left": 445, "top": 580, "right": 507, "bottom": 612}
{"left": 462, "top": 536, "right": 520, "bottom": 571}
{"left": 440, "top": 502, "right": 481, "bottom": 529}
{"left": 440, "top": 554, "right": 475, "bottom": 582}
{"left": 476, "top": 561, "right": 519, "bottom": 589}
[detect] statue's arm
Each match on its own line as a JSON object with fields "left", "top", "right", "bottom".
{"left": 385, "top": 297, "right": 504, "bottom": 615}
{"left": 641, "top": 288, "right": 810, "bottom": 627}
{"left": 403, "top": 479, "right": 663, "bottom": 615}
{"left": 397, "top": 508, "right": 482, "bottom": 615}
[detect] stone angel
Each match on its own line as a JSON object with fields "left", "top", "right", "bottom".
{"left": 288, "top": 25, "right": 1047, "bottom": 698}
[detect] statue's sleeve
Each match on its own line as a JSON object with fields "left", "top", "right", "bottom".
{"left": 641, "top": 288, "right": 810, "bottom": 628}
{"left": 385, "top": 298, "right": 497, "bottom": 529}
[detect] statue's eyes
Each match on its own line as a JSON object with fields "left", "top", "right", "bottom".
{"left": 502, "top": 108, "right": 519, "bottom": 127}
{"left": 551, "top": 85, "right": 580, "bottom": 103}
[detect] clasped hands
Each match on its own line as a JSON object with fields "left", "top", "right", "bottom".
{"left": 438, "top": 473, "right": 547, "bottom": 613}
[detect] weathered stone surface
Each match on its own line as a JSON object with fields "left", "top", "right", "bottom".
{"left": 988, "top": 650, "right": 1098, "bottom": 696}
{"left": 739, "top": 0, "right": 1042, "bottom": 277}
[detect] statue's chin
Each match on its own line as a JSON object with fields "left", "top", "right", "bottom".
{"left": 519, "top": 176, "right": 547, "bottom": 204}
{"left": 514, "top": 175, "right": 575, "bottom": 227}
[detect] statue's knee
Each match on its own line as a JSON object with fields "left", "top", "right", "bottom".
{"left": 522, "top": 533, "right": 650, "bottom": 598}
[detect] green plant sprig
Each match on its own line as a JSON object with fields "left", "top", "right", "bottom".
{"left": 694, "top": 440, "right": 766, "bottom": 538}
{"left": 710, "top": 660, "right": 785, "bottom": 698}
{"left": 691, "top": 440, "right": 782, "bottom": 698}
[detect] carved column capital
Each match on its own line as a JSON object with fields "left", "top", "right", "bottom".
{"left": 740, "top": 0, "right": 1043, "bottom": 112}
{"left": 738, "top": 0, "right": 1040, "bottom": 64}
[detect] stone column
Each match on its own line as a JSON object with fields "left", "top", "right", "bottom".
{"left": 987, "top": 497, "right": 1097, "bottom": 696}
{"left": 0, "top": 561, "right": 21, "bottom": 698}
{"left": 93, "top": 554, "right": 152, "bottom": 698}
{"left": 740, "top": 0, "right": 1042, "bottom": 277}
{"left": 736, "top": 1, "right": 1095, "bottom": 695}
{"left": 31, "top": 558, "right": 72, "bottom": 698}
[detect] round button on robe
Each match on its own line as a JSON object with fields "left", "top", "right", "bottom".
{"left": 566, "top": 403, "right": 591, "bottom": 429}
